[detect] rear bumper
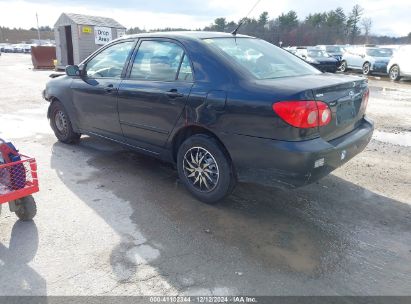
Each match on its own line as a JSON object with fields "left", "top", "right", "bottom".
{"left": 372, "top": 62, "right": 388, "bottom": 73}
{"left": 222, "top": 117, "right": 374, "bottom": 189}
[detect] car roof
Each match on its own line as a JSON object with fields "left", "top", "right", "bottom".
{"left": 124, "top": 31, "right": 253, "bottom": 41}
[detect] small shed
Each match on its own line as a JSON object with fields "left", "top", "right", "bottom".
{"left": 54, "top": 13, "right": 126, "bottom": 69}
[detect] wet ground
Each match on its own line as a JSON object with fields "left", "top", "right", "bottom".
{"left": 0, "top": 54, "right": 410, "bottom": 295}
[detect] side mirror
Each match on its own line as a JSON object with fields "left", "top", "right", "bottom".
{"left": 65, "top": 65, "right": 81, "bottom": 77}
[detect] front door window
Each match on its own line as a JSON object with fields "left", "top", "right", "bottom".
{"left": 85, "top": 41, "right": 135, "bottom": 78}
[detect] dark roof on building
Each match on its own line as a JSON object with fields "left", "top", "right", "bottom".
{"left": 56, "top": 13, "right": 125, "bottom": 28}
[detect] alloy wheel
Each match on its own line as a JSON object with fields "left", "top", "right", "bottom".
{"left": 340, "top": 61, "right": 347, "bottom": 72}
{"left": 183, "top": 147, "right": 219, "bottom": 192}
{"left": 390, "top": 66, "right": 399, "bottom": 80}
{"left": 363, "top": 63, "right": 370, "bottom": 75}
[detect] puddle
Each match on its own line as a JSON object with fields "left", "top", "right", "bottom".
{"left": 373, "top": 130, "right": 411, "bottom": 147}
{"left": 369, "top": 86, "right": 411, "bottom": 101}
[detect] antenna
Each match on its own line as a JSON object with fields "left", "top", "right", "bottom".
{"left": 231, "top": 0, "right": 262, "bottom": 36}
{"left": 36, "top": 12, "right": 41, "bottom": 45}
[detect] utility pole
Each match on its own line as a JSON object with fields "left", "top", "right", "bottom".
{"left": 36, "top": 12, "right": 41, "bottom": 45}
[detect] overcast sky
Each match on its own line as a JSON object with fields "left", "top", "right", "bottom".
{"left": 0, "top": 0, "right": 410, "bottom": 36}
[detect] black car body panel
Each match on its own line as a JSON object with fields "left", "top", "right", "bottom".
{"left": 44, "top": 32, "right": 373, "bottom": 189}
{"left": 310, "top": 57, "right": 339, "bottom": 73}
{"left": 221, "top": 117, "right": 373, "bottom": 188}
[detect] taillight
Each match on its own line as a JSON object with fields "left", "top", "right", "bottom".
{"left": 361, "top": 88, "right": 369, "bottom": 113}
{"left": 272, "top": 100, "right": 332, "bottom": 129}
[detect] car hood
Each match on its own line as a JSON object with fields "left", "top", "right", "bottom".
{"left": 311, "top": 57, "right": 338, "bottom": 63}
{"left": 328, "top": 52, "right": 343, "bottom": 56}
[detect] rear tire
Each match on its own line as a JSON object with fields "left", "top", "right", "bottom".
{"left": 15, "top": 196, "right": 37, "bottom": 221}
{"left": 389, "top": 65, "right": 401, "bottom": 81}
{"left": 177, "top": 134, "right": 236, "bottom": 204}
{"left": 362, "top": 62, "right": 371, "bottom": 75}
{"left": 49, "top": 101, "right": 81, "bottom": 144}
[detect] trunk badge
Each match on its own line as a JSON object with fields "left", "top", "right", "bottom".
{"left": 349, "top": 91, "right": 355, "bottom": 99}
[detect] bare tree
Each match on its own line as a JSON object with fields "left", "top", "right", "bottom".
{"left": 361, "top": 17, "right": 373, "bottom": 43}
{"left": 346, "top": 4, "right": 364, "bottom": 44}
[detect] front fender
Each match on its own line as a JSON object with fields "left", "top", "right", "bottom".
{"left": 44, "top": 77, "right": 80, "bottom": 132}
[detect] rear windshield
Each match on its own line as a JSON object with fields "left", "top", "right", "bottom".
{"left": 204, "top": 38, "right": 321, "bottom": 79}
{"left": 366, "top": 48, "right": 393, "bottom": 57}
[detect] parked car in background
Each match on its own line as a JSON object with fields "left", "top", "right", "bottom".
{"left": 340, "top": 46, "right": 393, "bottom": 75}
{"left": 12, "top": 44, "right": 25, "bottom": 53}
{"left": 316, "top": 45, "right": 344, "bottom": 63}
{"left": 283, "top": 46, "right": 297, "bottom": 55}
{"left": 2, "top": 44, "right": 14, "bottom": 53}
{"left": 43, "top": 32, "right": 373, "bottom": 203}
{"left": 387, "top": 45, "right": 411, "bottom": 81}
{"left": 295, "top": 47, "right": 339, "bottom": 72}
{"left": 22, "top": 44, "right": 32, "bottom": 53}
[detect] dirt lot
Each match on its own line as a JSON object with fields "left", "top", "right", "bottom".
{"left": 0, "top": 54, "right": 410, "bottom": 296}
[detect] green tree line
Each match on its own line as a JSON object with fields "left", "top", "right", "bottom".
{"left": 127, "top": 4, "right": 411, "bottom": 46}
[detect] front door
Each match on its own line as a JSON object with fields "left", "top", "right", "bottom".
{"left": 351, "top": 48, "right": 364, "bottom": 68}
{"left": 71, "top": 40, "right": 135, "bottom": 139}
{"left": 117, "top": 39, "right": 194, "bottom": 150}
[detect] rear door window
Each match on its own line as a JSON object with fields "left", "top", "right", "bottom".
{"left": 130, "top": 40, "right": 188, "bottom": 81}
{"left": 177, "top": 54, "right": 193, "bottom": 81}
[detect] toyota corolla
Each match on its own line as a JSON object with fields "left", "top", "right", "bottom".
{"left": 43, "top": 32, "right": 374, "bottom": 203}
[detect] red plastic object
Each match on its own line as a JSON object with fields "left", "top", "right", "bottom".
{"left": 0, "top": 155, "right": 39, "bottom": 204}
{"left": 273, "top": 100, "right": 332, "bottom": 129}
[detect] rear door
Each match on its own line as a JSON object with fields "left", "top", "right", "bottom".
{"left": 117, "top": 39, "right": 194, "bottom": 149}
{"left": 71, "top": 40, "right": 136, "bottom": 138}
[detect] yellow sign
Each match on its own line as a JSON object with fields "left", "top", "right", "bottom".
{"left": 82, "top": 26, "right": 92, "bottom": 34}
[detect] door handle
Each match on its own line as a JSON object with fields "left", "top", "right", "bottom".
{"left": 165, "top": 89, "right": 184, "bottom": 98}
{"left": 105, "top": 84, "right": 114, "bottom": 93}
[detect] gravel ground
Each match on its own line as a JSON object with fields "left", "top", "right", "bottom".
{"left": 0, "top": 53, "right": 410, "bottom": 296}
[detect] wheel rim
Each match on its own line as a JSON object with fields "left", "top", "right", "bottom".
{"left": 390, "top": 66, "right": 399, "bottom": 80}
{"left": 363, "top": 64, "right": 370, "bottom": 74}
{"left": 54, "top": 110, "right": 68, "bottom": 135}
{"left": 183, "top": 147, "right": 219, "bottom": 192}
{"left": 340, "top": 62, "right": 346, "bottom": 71}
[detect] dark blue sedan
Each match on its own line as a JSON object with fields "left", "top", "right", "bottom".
{"left": 43, "top": 31, "right": 373, "bottom": 203}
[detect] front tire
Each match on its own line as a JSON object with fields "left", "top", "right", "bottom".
{"left": 389, "top": 65, "right": 401, "bottom": 81}
{"left": 339, "top": 60, "right": 348, "bottom": 72}
{"left": 177, "top": 134, "right": 236, "bottom": 204}
{"left": 15, "top": 196, "right": 37, "bottom": 221}
{"left": 362, "top": 62, "right": 371, "bottom": 75}
{"left": 49, "top": 101, "right": 81, "bottom": 144}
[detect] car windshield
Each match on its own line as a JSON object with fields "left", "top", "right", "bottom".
{"left": 366, "top": 48, "right": 393, "bottom": 57}
{"left": 204, "top": 38, "right": 320, "bottom": 79}
{"left": 325, "top": 46, "right": 342, "bottom": 53}
{"left": 308, "top": 50, "right": 329, "bottom": 57}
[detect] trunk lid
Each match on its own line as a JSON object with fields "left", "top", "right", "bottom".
{"left": 313, "top": 78, "right": 368, "bottom": 141}
{"left": 255, "top": 74, "right": 368, "bottom": 141}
